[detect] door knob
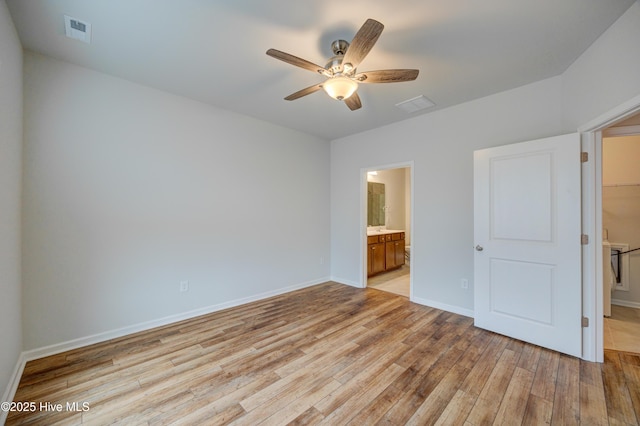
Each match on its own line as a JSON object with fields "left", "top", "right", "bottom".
{"left": 475, "top": 245, "right": 484, "bottom": 252}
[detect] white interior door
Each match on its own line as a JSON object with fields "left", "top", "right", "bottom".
{"left": 474, "top": 133, "right": 582, "bottom": 357}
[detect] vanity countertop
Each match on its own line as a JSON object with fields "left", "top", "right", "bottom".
{"left": 366, "top": 229, "right": 405, "bottom": 236}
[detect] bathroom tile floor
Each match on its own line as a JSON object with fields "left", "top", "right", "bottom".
{"left": 367, "top": 264, "right": 410, "bottom": 297}
{"left": 604, "top": 305, "right": 640, "bottom": 353}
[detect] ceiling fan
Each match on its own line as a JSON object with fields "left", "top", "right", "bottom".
{"left": 266, "top": 19, "right": 419, "bottom": 111}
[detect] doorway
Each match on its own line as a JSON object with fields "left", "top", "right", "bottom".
{"left": 363, "top": 164, "right": 412, "bottom": 298}
{"left": 580, "top": 94, "right": 640, "bottom": 362}
{"left": 601, "top": 116, "right": 640, "bottom": 354}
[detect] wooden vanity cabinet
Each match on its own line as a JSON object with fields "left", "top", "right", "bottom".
{"left": 368, "top": 232, "right": 405, "bottom": 277}
{"left": 367, "top": 236, "right": 386, "bottom": 276}
{"left": 386, "top": 237, "right": 405, "bottom": 270}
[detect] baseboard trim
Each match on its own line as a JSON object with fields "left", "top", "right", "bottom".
{"left": 22, "top": 277, "right": 330, "bottom": 363}
{"left": 611, "top": 299, "right": 640, "bottom": 310}
{"left": 411, "top": 296, "right": 474, "bottom": 318}
{"left": 329, "top": 279, "right": 475, "bottom": 318}
{"left": 1, "top": 352, "right": 27, "bottom": 425}
{"left": 330, "top": 276, "right": 361, "bottom": 288}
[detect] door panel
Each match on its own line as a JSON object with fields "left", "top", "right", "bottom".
{"left": 491, "top": 152, "right": 553, "bottom": 242}
{"left": 474, "top": 133, "right": 581, "bottom": 357}
{"left": 490, "top": 258, "right": 554, "bottom": 325}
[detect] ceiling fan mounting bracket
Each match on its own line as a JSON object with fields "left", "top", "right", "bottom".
{"left": 331, "top": 40, "right": 349, "bottom": 56}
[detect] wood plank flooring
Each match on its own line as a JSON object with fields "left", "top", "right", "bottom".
{"left": 7, "top": 282, "right": 640, "bottom": 425}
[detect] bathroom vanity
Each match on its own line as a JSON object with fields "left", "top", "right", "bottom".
{"left": 367, "top": 230, "right": 405, "bottom": 276}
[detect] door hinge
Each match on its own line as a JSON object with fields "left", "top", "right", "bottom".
{"left": 581, "top": 152, "right": 589, "bottom": 163}
{"left": 581, "top": 234, "right": 589, "bottom": 245}
{"left": 582, "top": 317, "right": 589, "bottom": 327}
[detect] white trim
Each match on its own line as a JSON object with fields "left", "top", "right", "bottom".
{"left": 21, "top": 277, "right": 329, "bottom": 362}
{"left": 611, "top": 299, "right": 640, "bottom": 310}
{"left": 360, "top": 168, "right": 369, "bottom": 289}
{"left": 603, "top": 125, "right": 640, "bottom": 138}
{"left": 603, "top": 183, "right": 640, "bottom": 187}
{"left": 330, "top": 276, "right": 360, "bottom": 287}
{"left": 0, "top": 353, "right": 27, "bottom": 425}
{"left": 594, "top": 131, "right": 605, "bottom": 362}
{"left": 409, "top": 166, "right": 415, "bottom": 301}
{"left": 411, "top": 296, "right": 474, "bottom": 319}
{"left": 581, "top": 130, "right": 601, "bottom": 362}
{"left": 578, "top": 93, "right": 640, "bottom": 132}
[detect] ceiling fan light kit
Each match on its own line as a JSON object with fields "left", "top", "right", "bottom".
{"left": 266, "top": 18, "right": 419, "bottom": 111}
{"left": 323, "top": 76, "right": 358, "bottom": 100}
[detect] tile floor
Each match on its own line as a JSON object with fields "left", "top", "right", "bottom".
{"left": 604, "top": 305, "right": 640, "bottom": 353}
{"left": 367, "top": 264, "right": 410, "bottom": 297}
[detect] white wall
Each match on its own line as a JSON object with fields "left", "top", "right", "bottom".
{"left": 330, "top": 76, "right": 565, "bottom": 310}
{"left": 22, "top": 52, "right": 330, "bottom": 350}
{"left": 603, "top": 135, "right": 640, "bottom": 306}
{"left": 562, "top": 1, "right": 640, "bottom": 131}
{"left": 0, "top": 0, "right": 23, "bottom": 403}
{"left": 603, "top": 135, "right": 640, "bottom": 185}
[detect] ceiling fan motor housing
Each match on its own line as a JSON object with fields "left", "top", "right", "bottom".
{"left": 326, "top": 40, "right": 353, "bottom": 75}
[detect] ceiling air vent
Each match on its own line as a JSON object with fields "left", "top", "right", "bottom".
{"left": 64, "top": 15, "right": 91, "bottom": 44}
{"left": 395, "top": 95, "right": 435, "bottom": 114}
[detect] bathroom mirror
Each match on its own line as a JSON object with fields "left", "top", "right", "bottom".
{"left": 368, "top": 182, "right": 385, "bottom": 226}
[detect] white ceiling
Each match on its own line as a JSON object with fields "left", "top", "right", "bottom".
{"left": 6, "top": 0, "right": 636, "bottom": 140}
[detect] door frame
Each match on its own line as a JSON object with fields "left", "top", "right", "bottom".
{"left": 579, "top": 93, "right": 640, "bottom": 362}
{"left": 360, "top": 161, "right": 414, "bottom": 298}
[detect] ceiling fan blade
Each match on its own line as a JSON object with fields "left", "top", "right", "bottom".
{"left": 266, "top": 49, "right": 327, "bottom": 75}
{"left": 342, "top": 19, "right": 384, "bottom": 69}
{"left": 355, "top": 69, "right": 419, "bottom": 83}
{"left": 344, "top": 92, "right": 362, "bottom": 111}
{"left": 284, "top": 83, "right": 324, "bottom": 101}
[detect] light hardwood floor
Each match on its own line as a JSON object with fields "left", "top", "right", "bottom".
{"left": 7, "top": 282, "right": 640, "bottom": 425}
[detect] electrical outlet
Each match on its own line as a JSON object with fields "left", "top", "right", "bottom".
{"left": 461, "top": 279, "right": 469, "bottom": 289}
{"left": 180, "top": 280, "right": 189, "bottom": 292}
{"left": 320, "top": 257, "right": 324, "bottom": 265}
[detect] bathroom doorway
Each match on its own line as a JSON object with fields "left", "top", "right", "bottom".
{"left": 364, "top": 164, "right": 412, "bottom": 298}
{"left": 602, "top": 114, "right": 640, "bottom": 354}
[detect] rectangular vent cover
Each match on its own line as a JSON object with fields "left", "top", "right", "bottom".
{"left": 64, "top": 15, "right": 91, "bottom": 43}
{"left": 395, "top": 95, "right": 435, "bottom": 114}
